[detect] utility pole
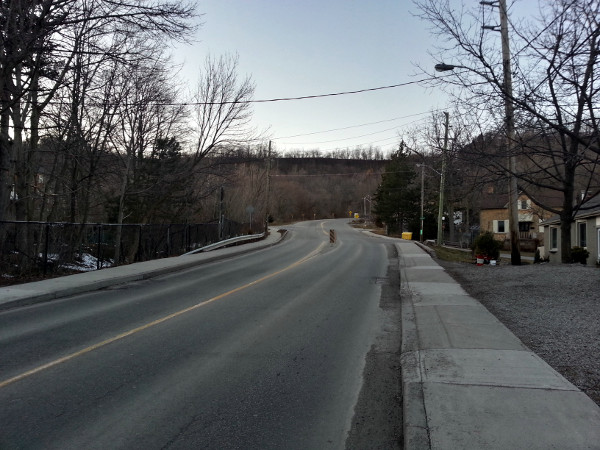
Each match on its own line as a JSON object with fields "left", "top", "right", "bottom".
{"left": 498, "top": 0, "right": 521, "bottom": 265}
{"left": 437, "top": 111, "right": 449, "bottom": 246}
{"left": 420, "top": 163, "right": 425, "bottom": 242}
{"left": 265, "top": 141, "right": 271, "bottom": 233}
{"left": 219, "top": 185, "right": 224, "bottom": 240}
{"left": 481, "top": 0, "right": 522, "bottom": 264}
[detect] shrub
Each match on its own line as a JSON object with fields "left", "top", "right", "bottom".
{"left": 570, "top": 246, "right": 590, "bottom": 264}
{"left": 472, "top": 232, "right": 502, "bottom": 260}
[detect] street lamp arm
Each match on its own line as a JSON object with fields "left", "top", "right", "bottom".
{"left": 434, "top": 63, "right": 460, "bottom": 72}
{"left": 434, "top": 62, "right": 511, "bottom": 100}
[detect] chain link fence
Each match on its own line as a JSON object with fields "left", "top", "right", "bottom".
{"left": 439, "top": 229, "right": 479, "bottom": 248}
{"left": 0, "top": 220, "right": 243, "bottom": 280}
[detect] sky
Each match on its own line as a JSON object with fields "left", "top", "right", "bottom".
{"left": 170, "top": 1, "right": 533, "bottom": 155}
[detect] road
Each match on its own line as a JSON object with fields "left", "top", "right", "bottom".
{"left": 0, "top": 219, "right": 402, "bottom": 449}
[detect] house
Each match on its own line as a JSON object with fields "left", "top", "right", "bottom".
{"left": 540, "top": 195, "right": 600, "bottom": 264}
{"left": 478, "top": 188, "right": 561, "bottom": 250}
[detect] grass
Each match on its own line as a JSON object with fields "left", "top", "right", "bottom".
{"left": 430, "top": 245, "right": 475, "bottom": 263}
{"left": 432, "top": 245, "right": 537, "bottom": 265}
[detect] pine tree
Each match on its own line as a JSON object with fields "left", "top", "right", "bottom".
{"left": 373, "top": 143, "right": 419, "bottom": 235}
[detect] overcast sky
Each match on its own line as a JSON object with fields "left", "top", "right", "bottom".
{"left": 172, "top": 1, "right": 534, "bottom": 155}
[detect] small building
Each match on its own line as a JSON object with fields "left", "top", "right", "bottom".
{"left": 540, "top": 195, "right": 600, "bottom": 264}
{"left": 479, "top": 191, "right": 556, "bottom": 239}
{"left": 477, "top": 186, "right": 563, "bottom": 252}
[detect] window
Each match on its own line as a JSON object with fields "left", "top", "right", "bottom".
{"left": 519, "top": 200, "right": 530, "bottom": 210}
{"left": 493, "top": 220, "right": 507, "bottom": 233}
{"left": 578, "top": 222, "right": 587, "bottom": 247}
{"left": 550, "top": 227, "right": 558, "bottom": 250}
{"left": 519, "top": 222, "right": 531, "bottom": 232}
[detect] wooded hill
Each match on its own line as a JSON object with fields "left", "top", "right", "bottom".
{"left": 224, "top": 157, "right": 388, "bottom": 229}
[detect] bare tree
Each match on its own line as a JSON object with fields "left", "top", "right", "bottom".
{"left": 0, "top": 0, "right": 196, "bottom": 272}
{"left": 191, "top": 54, "right": 256, "bottom": 164}
{"left": 0, "top": 0, "right": 197, "bottom": 223}
{"left": 105, "top": 42, "right": 188, "bottom": 263}
{"left": 415, "top": 0, "right": 600, "bottom": 262}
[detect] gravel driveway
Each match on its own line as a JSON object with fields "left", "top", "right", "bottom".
{"left": 436, "top": 259, "right": 600, "bottom": 407}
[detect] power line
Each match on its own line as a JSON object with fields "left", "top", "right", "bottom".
{"left": 275, "top": 114, "right": 434, "bottom": 149}
{"left": 282, "top": 124, "right": 404, "bottom": 145}
{"left": 45, "top": 77, "right": 437, "bottom": 108}
{"left": 186, "top": 78, "right": 435, "bottom": 106}
{"left": 271, "top": 111, "right": 437, "bottom": 140}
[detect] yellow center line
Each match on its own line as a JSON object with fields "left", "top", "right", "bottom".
{"left": 0, "top": 242, "right": 326, "bottom": 390}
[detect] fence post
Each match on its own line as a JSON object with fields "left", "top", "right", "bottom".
{"left": 43, "top": 223, "right": 50, "bottom": 276}
{"left": 167, "top": 225, "right": 171, "bottom": 256}
{"left": 137, "top": 225, "right": 142, "bottom": 261}
{"left": 186, "top": 224, "right": 190, "bottom": 252}
{"left": 96, "top": 225, "right": 102, "bottom": 270}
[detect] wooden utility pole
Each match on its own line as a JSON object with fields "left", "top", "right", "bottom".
{"left": 265, "top": 141, "right": 271, "bottom": 233}
{"left": 498, "top": 0, "right": 521, "bottom": 265}
{"left": 219, "top": 185, "right": 224, "bottom": 240}
{"left": 420, "top": 164, "right": 425, "bottom": 242}
{"left": 437, "top": 112, "right": 449, "bottom": 246}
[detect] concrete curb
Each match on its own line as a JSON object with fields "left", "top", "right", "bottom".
{"left": 396, "top": 239, "right": 600, "bottom": 449}
{"left": 398, "top": 243, "right": 432, "bottom": 449}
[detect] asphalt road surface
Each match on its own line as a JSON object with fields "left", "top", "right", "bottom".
{"left": 0, "top": 219, "right": 402, "bottom": 449}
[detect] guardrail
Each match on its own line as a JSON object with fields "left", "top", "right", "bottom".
{"left": 182, "top": 232, "right": 266, "bottom": 255}
{"left": 0, "top": 220, "right": 244, "bottom": 279}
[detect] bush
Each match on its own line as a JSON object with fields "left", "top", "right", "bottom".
{"left": 472, "top": 232, "right": 502, "bottom": 260}
{"left": 570, "top": 246, "right": 590, "bottom": 264}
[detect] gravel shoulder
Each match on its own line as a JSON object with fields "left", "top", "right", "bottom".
{"left": 436, "top": 258, "right": 600, "bottom": 406}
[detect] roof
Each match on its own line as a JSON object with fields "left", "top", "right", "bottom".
{"left": 541, "top": 194, "right": 600, "bottom": 225}
{"left": 479, "top": 193, "right": 509, "bottom": 210}
{"left": 479, "top": 188, "right": 563, "bottom": 211}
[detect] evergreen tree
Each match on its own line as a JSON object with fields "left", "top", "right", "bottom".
{"left": 373, "top": 143, "right": 419, "bottom": 235}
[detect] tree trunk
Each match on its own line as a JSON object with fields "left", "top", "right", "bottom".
{"left": 0, "top": 83, "right": 13, "bottom": 224}
{"left": 560, "top": 213, "right": 572, "bottom": 263}
{"left": 114, "top": 155, "right": 132, "bottom": 265}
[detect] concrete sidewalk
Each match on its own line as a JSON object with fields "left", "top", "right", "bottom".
{"left": 0, "top": 228, "right": 285, "bottom": 311}
{"left": 397, "top": 239, "right": 600, "bottom": 449}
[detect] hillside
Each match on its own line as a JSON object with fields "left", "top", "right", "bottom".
{"left": 225, "top": 157, "right": 388, "bottom": 226}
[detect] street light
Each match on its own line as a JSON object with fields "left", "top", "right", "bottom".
{"left": 433, "top": 0, "right": 521, "bottom": 264}
{"left": 435, "top": 63, "right": 459, "bottom": 72}
{"left": 439, "top": 112, "right": 449, "bottom": 246}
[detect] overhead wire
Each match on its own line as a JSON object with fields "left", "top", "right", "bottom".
{"left": 40, "top": 76, "right": 445, "bottom": 151}
{"left": 200, "top": 77, "right": 436, "bottom": 105}
{"left": 275, "top": 112, "right": 438, "bottom": 150}
{"left": 271, "top": 110, "right": 437, "bottom": 140}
